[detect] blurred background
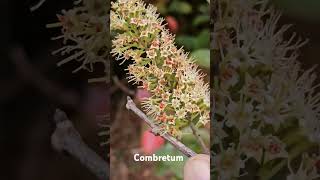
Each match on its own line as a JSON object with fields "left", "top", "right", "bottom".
{"left": 1, "top": 0, "right": 320, "bottom": 180}
{"left": 272, "top": 0, "right": 320, "bottom": 74}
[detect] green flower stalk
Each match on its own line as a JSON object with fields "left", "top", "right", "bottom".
{"left": 111, "top": 0, "right": 210, "bottom": 138}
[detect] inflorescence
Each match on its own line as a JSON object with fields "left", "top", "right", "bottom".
{"left": 111, "top": 0, "right": 210, "bottom": 138}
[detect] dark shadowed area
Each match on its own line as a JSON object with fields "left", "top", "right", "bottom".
{"left": 1, "top": 0, "right": 108, "bottom": 179}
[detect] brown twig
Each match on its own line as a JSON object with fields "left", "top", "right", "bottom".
{"left": 190, "top": 122, "right": 210, "bottom": 155}
{"left": 9, "top": 46, "right": 80, "bottom": 108}
{"left": 30, "top": 0, "right": 47, "bottom": 12}
{"left": 52, "top": 109, "right": 109, "bottom": 180}
{"left": 125, "top": 96, "right": 197, "bottom": 158}
{"left": 112, "top": 76, "right": 135, "bottom": 96}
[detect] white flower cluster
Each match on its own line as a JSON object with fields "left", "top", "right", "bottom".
{"left": 213, "top": 0, "right": 320, "bottom": 179}
{"left": 111, "top": 0, "right": 210, "bottom": 137}
{"left": 48, "top": 0, "right": 109, "bottom": 81}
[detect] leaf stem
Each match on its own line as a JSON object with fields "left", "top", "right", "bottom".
{"left": 190, "top": 122, "right": 210, "bottom": 154}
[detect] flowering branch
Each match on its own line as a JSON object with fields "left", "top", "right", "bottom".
{"left": 111, "top": 0, "right": 210, "bottom": 138}
{"left": 125, "top": 96, "right": 197, "bottom": 157}
{"left": 52, "top": 109, "right": 109, "bottom": 180}
{"left": 46, "top": 0, "right": 112, "bottom": 163}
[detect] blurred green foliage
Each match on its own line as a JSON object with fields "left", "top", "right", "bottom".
{"left": 176, "top": 29, "right": 210, "bottom": 50}
{"left": 157, "top": 0, "right": 210, "bottom": 69}
{"left": 191, "top": 49, "right": 210, "bottom": 68}
{"left": 155, "top": 144, "right": 187, "bottom": 179}
{"left": 168, "top": 1, "right": 193, "bottom": 15}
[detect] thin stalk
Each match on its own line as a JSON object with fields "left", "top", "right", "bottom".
{"left": 190, "top": 122, "right": 210, "bottom": 154}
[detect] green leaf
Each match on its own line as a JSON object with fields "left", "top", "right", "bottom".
{"left": 192, "top": 15, "right": 210, "bottom": 27}
{"left": 198, "top": 3, "right": 209, "bottom": 13}
{"left": 175, "top": 35, "right": 197, "bottom": 50}
{"left": 191, "top": 49, "right": 210, "bottom": 69}
{"left": 176, "top": 30, "right": 209, "bottom": 51}
{"left": 169, "top": 0, "right": 192, "bottom": 15}
{"left": 195, "top": 29, "right": 210, "bottom": 49}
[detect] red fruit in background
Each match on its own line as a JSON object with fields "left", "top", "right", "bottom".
{"left": 84, "top": 85, "right": 109, "bottom": 116}
{"left": 135, "top": 89, "right": 151, "bottom": 102}
{"left": 165, "top": 16, "right": 179, "bottom": 34}
{"left": 141, "top": 130, "right": 165, "bottom": 154}
{"left": 315, "top": 159, "right": 320, "bottom": 170}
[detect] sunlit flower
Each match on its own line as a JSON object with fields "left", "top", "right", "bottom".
{"left": 176, "top": 109, "right": 186, "bottom": 119}
{"left": 146, "top": 49, "right": 157, "bottom": 59}
{"left": 171, "top": 98, "right": 180, "bottom": 109}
